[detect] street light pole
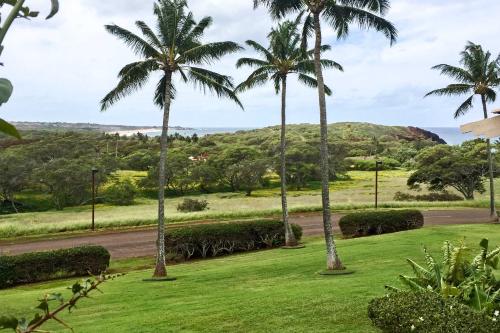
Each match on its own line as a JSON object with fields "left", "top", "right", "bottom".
{"left": 91, "top": 167, "right": 98, "bottom": 231}
{"left": 375, "top": 161, "right": 383, "bottom": 209}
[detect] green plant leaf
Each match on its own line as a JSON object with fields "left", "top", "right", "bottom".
{"left": 0, "top": 118, "right": 21, "bottom": 139}
{"left": 46, "top": 0, "right": 59, "bottom": 19}
{"left": 0, "top": 78, "right": 13, "bottom": 105}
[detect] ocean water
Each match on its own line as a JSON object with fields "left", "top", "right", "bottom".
{"left": 423, "top": 127, "right": 476, "bottom": 145}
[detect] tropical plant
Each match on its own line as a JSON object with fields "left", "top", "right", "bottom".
{"left": 0, "top": 274, "right": 121, "bottom": 333}
{"left": 236, "top": 15, "right": 342, "bottom": 246}
{"left": 408, "top": 141, "right": 489, "bottom": 200}
{"left": 387, "top": 238, "right": 500, "bottom": 315}
{"left": 425, "top": 42, "right": 500, "bottom": 218}
{"left": 0, "top": 0, "right": 59, "bottom": 139}
{"left": 253, "top": 0, "right": 397, "bottom": 270}
{"left": 101, "top": 0, "right": 242, "bottom": 278}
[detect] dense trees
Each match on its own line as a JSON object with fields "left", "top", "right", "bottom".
{"left": 426, "top": 42, "right": 500, "bottom": 217}
{"left": 101, "top": 0, "right": 242, "bottom": 278}
{"left": 0, "top": 132, "right": 118, "bottom": 211}
{"left": 408, "top": 140, "right": 491, "bottom": 200}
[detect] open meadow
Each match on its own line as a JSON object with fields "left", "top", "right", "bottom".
{"left": 1, "top": 170, "right": 498, "bottom": 239}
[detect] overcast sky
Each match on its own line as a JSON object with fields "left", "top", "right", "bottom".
{"left": 1, "top": 0, "right": 499, "bottom": 128}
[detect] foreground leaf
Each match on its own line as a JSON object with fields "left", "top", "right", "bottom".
{"left": 0, "top": 118, "right": 21, "bottom": 139}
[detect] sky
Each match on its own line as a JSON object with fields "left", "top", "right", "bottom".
{"left": 1, "top": 0, "right": 499, "bottom": 129}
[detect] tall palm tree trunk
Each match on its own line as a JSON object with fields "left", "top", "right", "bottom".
{"left": 481, "top": 94, "right": 497, "bottom": 220}
{"left": 153, "top": 70, "right": 173, "bottom": 277}
{"left": 280, "top": 76, "right": 297, "bottom": 247}
{"left": 312, "top": 12, "right": 343, "bottom": 270}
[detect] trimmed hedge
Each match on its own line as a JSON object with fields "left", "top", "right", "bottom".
{"left": 394, "top": 191, "right": 463, "bottom": 202}
{"left": 368, "top": 291, "right": 500, "bottom": 333}
{"left": 339, "top": 210, "right": 424, "bottom": 238}
{"left": 165, "top": 220, "right": 302, "bottom": 260}
{"left": 0, "top": 246, "right": 110, "bottom": 289}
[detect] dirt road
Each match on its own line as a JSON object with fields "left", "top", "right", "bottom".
{"left": 0, "top": 209, "right": 494, "bottom": 259}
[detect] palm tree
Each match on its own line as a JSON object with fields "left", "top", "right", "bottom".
{"left": 236, "top": 16, "right": 342, "bottom": 247}
{"left": 101, "top": 0, "right": 242, "bottom": 278}
{"left": 426, "top": 42, "right": 500, "bottom": 219}
{"left": 253, "top": 0, "right": 397, "bottom": 271}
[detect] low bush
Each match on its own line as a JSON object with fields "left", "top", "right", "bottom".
{"left": 346, "top": 157, "right": 401, "bottom": 171}
{"left": 103, "top": 179, "right": 137, "bottom": 206}
{"left": 177, "top": 198, "right": 209, "bottom": 212}
{"left": 339, "top": 210, "right": 424, "bottom": 238}
{"left": 0, "top": 246, "right": 110, "bottom": 289}
{"left": 393, "top": 191, "right": 463, "bottom": 202}
{"left": 165, "top": 220, "right": 302, "bottom": 260}
{"left": 368, "top": 291, "right": 499, "bottom": 333}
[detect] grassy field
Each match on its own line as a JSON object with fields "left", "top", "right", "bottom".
{"left": 1, "top": 224, "right": 498, "bottom": 332}
{"left": 0, "top": 170, "right": 498, "bottom": 239}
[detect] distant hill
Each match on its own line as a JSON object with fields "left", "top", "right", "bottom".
{"left": 10, "top": 121, "right": 192, "bottom": 133}
{"left": 201, "top": 122, "right": 447, "bottom": 159}
{"left": 206, "top": 122, "right": 447, "bottom": 145}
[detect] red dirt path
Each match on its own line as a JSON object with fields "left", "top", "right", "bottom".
{"left": 0, "top": 209, "right": 494, "bottom": 259}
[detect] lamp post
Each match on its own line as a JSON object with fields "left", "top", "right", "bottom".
{"left": 91, "top": 167, "right": 99, "bottom": 231}
{"left": 375, "top": 161, "right": 383, "bottom": 209}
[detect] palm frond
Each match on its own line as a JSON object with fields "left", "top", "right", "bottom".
{"left": 253, "top": 0, "right": 303, "bottom": 19}
{"left": 235, "top": 73, "right": 269, "bottom": 93}
{"left": 425, "top": 84, "right": 473, "bottom": 98}
{"left": 245, "top": 40, "right": 274, "bottom": 62}
{"left": 184, "top": 16, "right": 212, "bottom": 42}
{"left": 431, "top": 64, "right": 474, "bottom": 84}
{"left": 297, "top": 74, "right": 333, "bottom": 96}
{"left": 484, "top": 87, "right": 497, "bottom": 103}
{"left": 235, "top": 57, "right": 270, "bottom": 69}
{"left": 454, "top": 95, "right": 475, "bottom": 119}
{"left": 339, "top": 0, "right": 392, "bottom": 15}
{"left": 104, "top": 24, "right": 160, "bottom": 58}
{"left": 135, "top": 21, "right": 164, "bottom": 51}
{"left": 323, "top": 4, "right": 397, "bottom": 45}
{"left": 101, "top": 60, "right": 157, "bottom": 111}
{"left": 154, "top": 74, "right": 177, "bottom": 108}
{"left": 182, "top": 42, "right": 243, "bottom": 65}
{"left": 187, "top": 67, "right": 243, "bottom": 109}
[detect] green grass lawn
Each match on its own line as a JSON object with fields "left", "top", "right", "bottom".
{"left": 1, "top": 170, "right": 498, "bottom": 239}
{"left": 1, "top": 224, "right": 498, "bottom": 332}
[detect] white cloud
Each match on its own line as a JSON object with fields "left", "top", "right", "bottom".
{"left": 1, "top": 0, "right": 499, "bottom": 128}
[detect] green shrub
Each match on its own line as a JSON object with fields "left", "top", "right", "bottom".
{"left": 177, "top": 198, "right": 209, "bottom": 212}
{"left": 338, "top": 210, "right": 424, "bottom": 238}
{"left": 393, "top": 191, "right": 463, "bottom": 202}
{"left": 368, "top": 291, "right": 499, "bottom": 333}
{"left": 165, "top": 220, "right": 302, "bottom": 260}
{"left": 346, "top": 157, "right": 401, "bottom": 171}
{"left": 103, "top": 179, "right": 137, "bottom": 206}
{"left": 0, "top": 246, "right": 110, "bottom": 289}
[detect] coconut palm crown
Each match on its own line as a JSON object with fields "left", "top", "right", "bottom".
{"left": 425, "top": 42, "right": 500, "bottom": 118}
{"left": 101, "top": 0, "right": 242, "bottom": 278}
{"left": 236, "top": 17, "right": 341, "bottom": 96}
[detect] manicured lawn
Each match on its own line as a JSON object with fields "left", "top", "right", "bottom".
{"left": 1, "top": 224, "right": 498, "bottom": 332}
{"left": 1, "top": 170, "right": 497, "bottom": 239}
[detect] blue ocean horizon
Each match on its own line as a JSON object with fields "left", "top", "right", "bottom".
{"left": 423, "top": 127, "right": 476, "bottom": 145}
